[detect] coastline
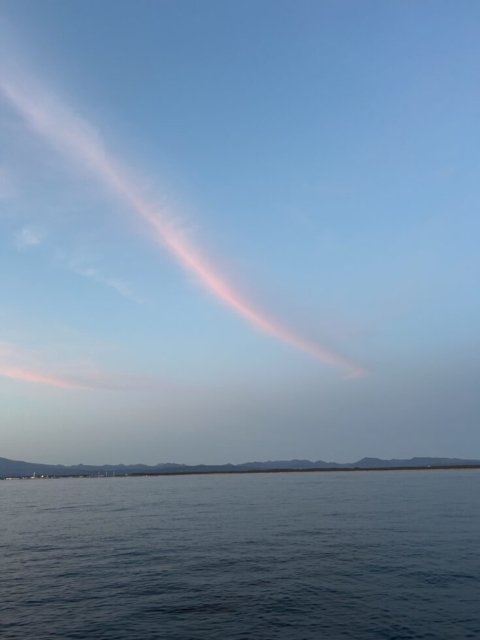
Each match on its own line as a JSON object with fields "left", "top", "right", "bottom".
{"left": 2, "top": 464, "right": 480, "bottom": 480}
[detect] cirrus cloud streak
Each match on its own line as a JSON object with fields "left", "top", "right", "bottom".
{"left": 0, "top": 365, "right": 88, "bottom": 389}
{"left": 0, "top": 72, "right": 365, "bottom": 378}
{"left": 0, "top": 341, "right": 162, "bottom": 391}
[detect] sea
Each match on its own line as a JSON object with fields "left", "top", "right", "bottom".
{"left": 1, "top": 470, "right": 479, "bottom": 639}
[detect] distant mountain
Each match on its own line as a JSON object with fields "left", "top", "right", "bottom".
{"left": 1, "top": 455, "right": 480, "bottom": 478}
{"left": 351, "top": 457, "right": 480, "bottom": 468}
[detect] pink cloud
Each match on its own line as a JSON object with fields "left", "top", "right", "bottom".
{"left": 0, "top": 341, "right": 160, "bottom": 391}
{"left": 0, "top": 365, "right": 88, "bottom": 389}
{"left": 0, "top": 72, "right": 365, "bottom": 378}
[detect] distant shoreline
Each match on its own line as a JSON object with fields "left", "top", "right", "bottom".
{"left": 2, "top": 464, "right": 480, "bottom": 480}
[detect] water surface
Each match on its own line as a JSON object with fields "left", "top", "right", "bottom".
{"left": 1, "top": 470, "right": 479, "bottom": 639}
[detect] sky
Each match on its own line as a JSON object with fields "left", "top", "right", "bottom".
{"left": 1, "top": 0, "right": 479, "bottom": 465}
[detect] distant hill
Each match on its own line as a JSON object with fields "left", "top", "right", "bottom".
{"left": 1, "top": 455, "right": 480, "bottom": 478}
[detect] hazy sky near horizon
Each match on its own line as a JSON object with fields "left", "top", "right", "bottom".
{"left": 1, "top": 1, "right": 479, "bottom": 465}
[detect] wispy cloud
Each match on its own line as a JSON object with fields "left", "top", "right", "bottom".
{"left": 68, "top": 260, "right": 143, "bottom": 303}
{"left": 0, "top": 67, "right": 365, "bottom": 378}
{"left": 14, "top": 227, "right": 141, "bottom": 302}
{"left": 0, "top": 341, "right": 86, "bottom": 389}
{"left": 0, "top": 341, "right": 155, "bottom": 391}
{"left": 14, "top": 225, "right": 45, "bottom": 250}
{"left": 0, "top": 365, "right": 88, "bottom": 389}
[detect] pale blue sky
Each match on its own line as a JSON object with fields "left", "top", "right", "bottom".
{"left": 1, "top": 1, "right": 479, "bottom": 464}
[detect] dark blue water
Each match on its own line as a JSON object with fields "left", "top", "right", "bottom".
{"left": 1, "top": 470, "right": 479, "bottom": 639}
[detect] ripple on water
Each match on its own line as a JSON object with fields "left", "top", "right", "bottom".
{"left": 1, "top": 471, "right": 480, "bottom": 639}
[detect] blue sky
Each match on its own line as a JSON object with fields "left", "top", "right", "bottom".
{"left": 1, "top": 1, "right": 479, "bottom": 464}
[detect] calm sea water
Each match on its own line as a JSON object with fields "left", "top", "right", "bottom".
{"left": 1, "top": 470, "right": 479, "bottom": 639}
